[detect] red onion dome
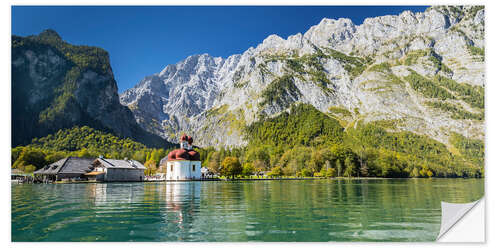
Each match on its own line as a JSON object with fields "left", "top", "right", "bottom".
{"left": 187, "top": 136, "right": 193, "bottom": 145}
{"left": 180, "top": 134, "right": 188, "bottom": 142}
{"left": 167, "top": 149, "right": 190, "bottom": 160}
{"left": 187, "top": 150, "right": 200, "bottom": 161}
{"left": 167, "top": 150, "right": 177, "bottom": 161}
{"left": 175, "top": 149, "right": 189, "bottom": 160}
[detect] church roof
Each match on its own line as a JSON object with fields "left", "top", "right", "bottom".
{"left": 166, "top": 148, "right": 200, "bottom": 161}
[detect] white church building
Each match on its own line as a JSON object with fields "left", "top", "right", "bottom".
{"left": 160, "top": 134, "right": 202, "bottom": 180}
{"left": 164, "top": 160, "right": 201, "bottom": 181}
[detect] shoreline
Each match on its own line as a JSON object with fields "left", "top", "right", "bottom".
{"left": 12, "top": 176, "right": 484, "bottom": 185}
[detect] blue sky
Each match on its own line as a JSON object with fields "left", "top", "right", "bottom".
{"left": 12, "top": 6, "right": 428, "bottom": 93}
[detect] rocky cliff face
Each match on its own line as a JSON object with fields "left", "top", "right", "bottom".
{"left": 12, "top": 30, "right": 170, "bottom": 148}
{"left": 120, "top": 6, "right": 485, "bottom": 147}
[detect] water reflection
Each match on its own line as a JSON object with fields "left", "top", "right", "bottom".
{"left": 11, "top": 179, "right": 483, "bottom": 242}
{"left": 164, "top": 182, "right": 201, "bottom": 235}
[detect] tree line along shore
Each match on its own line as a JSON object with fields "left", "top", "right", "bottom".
{"left": 11, "top": 104, "right": 484, "bottom": 179}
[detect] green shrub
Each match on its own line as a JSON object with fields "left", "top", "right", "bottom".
{"left": 425, "top": 101, "right": 483, "bottom": 120}
{"left": 450, "top": 132, "right": 484, "bottom": 167}
{"left": 404, "top": 70, "right": 454, "bottom": 100}
{"left": 368, "top": 62, "right": 391, "bottom": 73}
{"left": 467, "top": 45, "right": 485, "bottom": 61}
{"left": 328, "top": 106, "right": 352, "bottom": 118}
{"left": 260, "top": 75, "right": 301, "bottom": 107}
{"left": 434, "top": 75, "right": 484, "bottom": 109}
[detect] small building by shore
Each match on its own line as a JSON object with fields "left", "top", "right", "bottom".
{"left": 34, "top": 157, "right": 94, "bottom": 182}
{"left": 86, "top": 157, "right": 146, "bottom": 182}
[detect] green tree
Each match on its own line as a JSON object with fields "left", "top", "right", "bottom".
{"left": 199, "top": 146, "right": 216, "bottom": 166}
{"left": 343, "top": 156, "right": 356, "bottom": 177}
{"left": 11, "top": 147, "right": 24, "bottom": 165}
{"left": 268, "top": 166, "right": 283, "bottom": 178}
{"left": 419, "top": 165, "right": 433, "bottom": 178}
{"left": 44, "top": 151, "right": 67, "bottom": 164}
{"left": 300, "top": 168, "right": 313, "bottom": 177}
{"left": 410, "top": 167, "right": 420, "bottom": 178}
{"left": 24, "top": 164, "right": 36, "bottom": 173}
{"left": 13, "top": 147, "right": 47, "bottom": 170}
{"left": 242, "top": 163, "right": 255, "bottom": 177}
{"left": 144, "top": 159, "right": 157, "bottom": 176}
{"left": 221, "top": 157, "right": 242, "bottom": 179}
{"left": 314, "top": 165, "right": 327, "bottom": 177}
{"left": 150, "top": 149, "right": 165, "bottom": 166}
{"left": 245, "top": 146, "right": 270, "bottom": 170}
{"left": 207, "top": 151, "right": 222, "bottom": 174}
{"left": 132, "top": 150, "right": 147, "bottom": 164}
{"left": 326, "top": 168, "right": 336, "bottom": 177}
{"left": 308, "top": 149, "right": 331, "bottom": 173}
{"left": 77, "top": 148, "right": 92, "bottom": 158}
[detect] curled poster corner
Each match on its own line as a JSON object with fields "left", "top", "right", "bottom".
{"left": 437, "top": 197, "right": 484, "bottom": 242}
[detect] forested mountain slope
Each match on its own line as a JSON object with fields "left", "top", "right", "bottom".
{"left": 12, "top": 30, "right": 172, "bottom": 148}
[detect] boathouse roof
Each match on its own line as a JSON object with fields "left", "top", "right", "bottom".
{"left": 34, "top": 157, "right": 94, "bottom": 175}
{"left": 59, "top": 158, "right": 95, "bottom": 174}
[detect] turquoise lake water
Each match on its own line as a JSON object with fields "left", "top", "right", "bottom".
{"left": 11, "top": 178, "right": 484, "bottom": 242}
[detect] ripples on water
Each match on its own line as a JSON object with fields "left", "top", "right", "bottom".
{"left": 11, "top": 179, "right": 484, "bottom": 242}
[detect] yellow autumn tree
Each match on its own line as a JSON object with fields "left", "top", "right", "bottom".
{"left": 144, "top": 159, "right": 157, "bottom": 176}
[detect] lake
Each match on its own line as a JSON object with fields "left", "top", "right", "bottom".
{"left": 11, "top": 178, "right": 484, "bottom": 242}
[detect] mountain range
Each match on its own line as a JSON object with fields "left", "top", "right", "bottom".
{"left": 120, "top": 6, "right": 485, "bottom": 149}
{"left": 11, "top": 6, "right": 485, "bottom": 155}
